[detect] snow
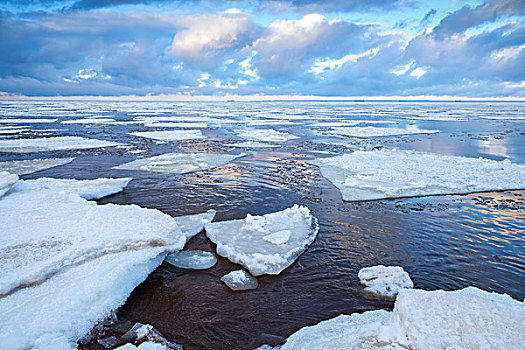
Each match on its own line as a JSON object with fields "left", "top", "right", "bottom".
{"left": 0, "top": 177, "right": 186, "bottom": 350}
{"left": 205, "top": 205, "right": 319, "bottom": 276}
{"left": 115, "top": 153, "right": 244, "bottom": 174}
{"left": 129, "top": 130, "right": 206, "bottom": 141}
{"left": 225, "top": 141, "right": 280, "bottom": 148}
{"left": 324, "top": 126, "right": 439, "bottom": 138}
{"left": 0, "top": 118, "right": 57, "bottom": 123}
{"left": 0, "top": 171, "right": 18, "bottom": 198}
{"left": 281, "top": 287, "right": 525, "bottom": 350}
{"left": 221, "top": 270, "right": 259, "bottom": 291}
{"left": 0, "top": 136, "right": 119, "bottom": 153}
{"left": 310, "top": 149, "right": 525, "bottom": 201}
{"left": 0, "top": 158, "right": 75, "bottom": 175}
{"left": 358, "top": 265, "right": 413, "bottom": 298}
{"left": 235, "top": 129, "right": 299, "bottom": 142}
{"left": 174, "top": 209, "right": 216, "bottom": 241}
{"left": 165, "top": 250, "right": 217, "bottom": 270}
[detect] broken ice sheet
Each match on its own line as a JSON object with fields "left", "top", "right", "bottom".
{"left": 0, "top": 158, "right": 75, "bottom": 175}
{"left": 310, "top": 149, "right": 525, "bottom": 201}
{"left": 205, "top": 205, "right": 319, "bottom": 276}
{"left": 323, "top": 126, "right": 439, "bottom": 138}
{"left": 0, "top": 171, "right": 18, "bottom": 198}
{"left": 225, "top": 141, "right": 280, "bottom": 148}
{"left": 0, "top": 136, "right": 119, "bottom": 153}
{"left": 129, "top": 130, "right": 206, "bottom": 141}
{"left": 221, "top": 269, "right": 258, "bottom": 291}
{"left": 0, "top": 118, "right": 57, "bottom": 123}
{"left": 165, "top": 250, "right": 217, "bottom": 270}
{"left": 358, "top": 265, "right": 413, "bottom": 298}
{"left": 174, "top": 209, "right": 216, "bottom": 241}
{"left": 235, "top": 129, "right": 299, "bottom": 142}
{"left": 115, "top": 152, "right": 244, "bottom": 174}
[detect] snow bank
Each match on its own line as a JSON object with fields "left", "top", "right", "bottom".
{"left": 221, "top": 270, "right": 258, "bottom": 291}
{"left": 205, "top": 205, "right": 318, "bottom": 276}
{"left": 0, "top": 158, "right": 75, "bottom": 175}
{"left": 358, "top": 265, "right": 413, "bottom": 298}
{"left": 174, "top": 209, "right": 216, "bottom": 241}
{"left": 235, "top": 129, "right": 299, "bottom": 142}
{"left": 310, "top": 149, "right": 525, "bottom": 201}
{"left": 129, "top": 130, "right": 205, "bottom": 141}
{"left": 0, "top": 171, "right": 18, "bottom": 198}
{"left": 0, "top": 136, "right": 119, "bottom": 153}
{"left": 165, "top": 250, "right": 217, "bottom": 270}
{"left": 281, "top": 287, "right": 525, "bottom": 350}
{"left": 115, "top": 153, "right": 243, "bottom": 174}
{"left": 325, "top": 126, "right": 439, "bottom": 138}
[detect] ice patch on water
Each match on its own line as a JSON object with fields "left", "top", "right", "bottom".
{"left": 310, "top": 149, "right": 525, "bottom": 201}
{"left": 225, "top": 141, "right": 280, "bottom": 148}
{"left": 205, "top": 205, "right": 319, "bottom": 276}
{"left": 0, "top": 118, "right": 57, "bottom": 123}
{"left": 221, "top": 270, "right": 259, "bottom": 291}
{"left": 143, "top": 122, "right": 210, "bottom": 128}
{"left": 235, "top": 129, "right": 299, "bottom": 143}
{"left": 358, "top": 265, "right": 413, "bottom": 298}
{"left": 0, "top": 158, "right": 75, "bottom": 175}
{"left": 165, "top": 250, "right": 217, "bottom": 270}
{"left": 62, "top": 118, "right": 117, "bottom": 124}
{"left": 0, "top": 171, "right": 18, "bottom": 198}
{"left": 262, "top": 230, "right": 292, "bottom": 245}
{"left": 174, "top": 209, "right": 216, "bottom": 241}
{"left": 129, "top": 130, "right": 205, "bottom": 141}
{"left": 0, "top": 136, "right": 119, "bottom": 153}
{"left": 281, "top": 287, "right": 525, "bottom": 350}
{"left": 115, "top": 153, "right": 244, "bottom": 174}
{"left": 324, "top": 126, "right": 439, "bottom": 138}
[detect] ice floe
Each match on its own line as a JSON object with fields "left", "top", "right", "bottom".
{"left": 358, "top": 265, "right": 413, "bottom": 298}
{"left": 0, "top": 158, "right": 75, "bottom": 175}
{"left": 221, "top": 270, "right": 259, "bottom": 291}
{"left": 0, "top": 136, "right": 119, "bottom": 153}
{"left": 310, "top": 149, "right": 525, "bottom": 201}
{"left": 115, "top": 153, "right": 244, "bottom": 174}
{"left": 61, "top": 118, "right": 117, "bottom": 124}
{"left": 0, "top": 171, "right": 18, "bottom": 198}
{"left": 235, "top": 129, "right": 299, "bottom": 143}
{"left": 129, "top": 130, "right": 205, "bottom": 141}
{"left": 225, "top": 141, "right": 280, "bottom": 148}
{"left": 281, "top": 287, "right": 525, "bottom": 350}
{"left": 324, "top": 126, "right": 439, "bottom": 138}
{"left": 165, "top": 250, "right": 217, "bottom": 270}
{"left": 174, "top": 209, "right": 216, "bottom": 241}
{"left": 143, "top": 122, "right": 210, "bottom": 128}
{"left": 205, "top": 205, "right": 319, "bottom": 276}
{"left": 0, "top": 118, "right": 57, "bottom": 123}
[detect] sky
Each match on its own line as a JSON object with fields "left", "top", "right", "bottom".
{"left": 0, "top": 0, "right": 524, "bottom": 99}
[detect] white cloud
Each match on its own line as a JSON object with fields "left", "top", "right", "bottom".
{"left": 410, "top": 67, "right": 427, "bottom": 79}
{"left": 309, "top": 48, "right": 379, "bottom": 75}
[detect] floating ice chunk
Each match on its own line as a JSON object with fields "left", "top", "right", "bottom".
{"left": 235, "top": 129, "right": 299, "bottom": 143}
{"left": 115, "top": 153, "right": 244, "bottom": 174}
{"left": 143, "top": 122, "right": 209, "bottom": 128}
{"left": 281, "top": 287, "right": 525, "bottom": 350}
{"left": 165, "top": 250, "right": 217, "bottom": 270}
{"left": 205, "top": 205, "right": 319, "bottom": 276}
{"left": 358, "top": 265, "right": 413, "bottom": 298}
{"left": 221, "top": 270, "right": 258, "bottom": 291}
{"left": 0, "top": 171, "right": 18, "bottom": 198}
{"left": 478, "top": 115, "right": 525, "bottom": 120}
{"left": 0, "top": 127, "right": 29, "bottom": 134}
{"left": 12, "top": 177, "right": 132, "bottom": 200}
{"left": 129, "top": 130, "right": 205, "bottom": 141}
{"left": 325, "top": 126, "right": 439, "bottom": 138}
{"left": 115, "top": 323, "right": 182, "bottom": 350}
{"left": 61, "top": 118, "right": 117, "bottom": 124}
{"left": 263, "top": 230, "right": 292, "bottom": 245}
{"left": 225, "top": 141, "right": 280, "bottom": 148}
{"left": 247, "top": 120, "right": 299, "bottom": 126}
{"left": 0, "top": 158, "right": 75, "bottom": 175}
{"left": 174, "top": 209, "right": 217, "bottom": 241}
{"left": 0, "top": 118, "right": 57, "bottom": 123}
{"left": 0, "top": 136, "right": 119, "bottom": 153}
{"left": 310, "top": 149, "right": 525, "bottom": 201}
{"left": 115, "top": 342, "right": 169, "bottom": 350}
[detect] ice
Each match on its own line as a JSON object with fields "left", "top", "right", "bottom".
{"left": 115, "top": 342, "right": 169, "bottom": 350}
{"left": 263, "top": 230, "right": 292, "bottom": 245}
{"left": 0, "top": 127, "right": 29, "bottom": 134}
{"left": 0, "top": 118, "right": 57, "bottom": 123}
{"left": 310, "top": 149, "right": 525, "bottom": 201}
{"left": 0, "top": 171, "right": 18, "bottom": 198}
{"left": 225, "top": 141, "right": 280, "bottom": 148}
{"left": 174, "top": 209, "right": 216, "bottom": 241}
{"left": 0, "top": 177, "right": 186, "bottom": 349}
{"left": 165, "top": 250, "right": 217, "bottom": 270}
{"left": 143, "top": 122, "right": 210, "bottom": 128}
{"left": 358, "top": 265, "right": 413, "bottom": 298}
{"left": 0, "top": 158, "right": 75, "bottom": 175}
{"left": 61, "top": 118, "right": 117, "bottom": 124}
{"left": 221, "top": 270, "right": 259, "bottom": 291}
{"left": 129, "top": 130, "right": 206, "bottom": 141}
{"left": 235, "top": 129, "right": 299, "bottom": 142}
{"left": 281, "top": 287, "right": 525, "bottom": 350}
{"left": 115, "top": 153, "right": 244, "bottom": 174}
{"left": 324, "top": 126, "right": 439, "bottom": 138}
{"left": 205, "top": 205, "right": 319, "bottom": 276}
{"left": 0, "top": 136, "right": 119, "bottom": 153}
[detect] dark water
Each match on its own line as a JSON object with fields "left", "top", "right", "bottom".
{"left": 0, "top": 101, "right": 524, "bottom": 349}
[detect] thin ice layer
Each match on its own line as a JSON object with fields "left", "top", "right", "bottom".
{"left": 115, "top": 153, "right": 243, "bottom": 174}
{"left": 165, "top": 250, "right": 217, "bottom": 270}
{"left": 281, "top": 287, "right": 525, "bottom": 350}
{"left": 205, "top": 205, "right": 319, "bottom": 276}
{"left": 0, "top": 136, "right": 119, "bottom": 153}
{"left": 129, "top": 130, "right": 205, "bottom": 141}
{"left": 0, "top": 171, "right": 18, "bottom": 198}
{"left": 358, "top": 265, "right": 413, "bottom": 298}
{"left": 325, "top": 126, "right": 439, "bottom": 138}
{"left": 235, "top": 129, "right": 299, "bottom": 142}
{"left": 220, "top": 270, "right": 258, "bottom": 291}
{"left": 174, "top": 209, "right": 216, "bottom": 241}
{"left": 310, "top": 149, "right": 525, "bottom": 201}
{"left": 0, "top": 158, "right": 75, "bottom": 175}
